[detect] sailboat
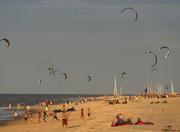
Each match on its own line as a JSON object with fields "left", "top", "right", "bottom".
{"left": 113, "top": 76, "right": 118, "bottom": 96}
{"left": 170, "top": 80, "right": 174, "bottom": 94}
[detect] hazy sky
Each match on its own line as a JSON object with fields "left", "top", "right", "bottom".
{"left": 0, "top": 0, "right": 180, "bottom": 94}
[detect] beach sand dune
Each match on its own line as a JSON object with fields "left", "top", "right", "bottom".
{"left": 0, "top": 97, "right": 180, "bottom": 132}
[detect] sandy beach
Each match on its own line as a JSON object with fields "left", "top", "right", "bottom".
{"left": 0, "top": 96, "right": 180, "bottom": 132}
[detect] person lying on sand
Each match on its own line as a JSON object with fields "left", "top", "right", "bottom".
{"left": 134, "top": 117, "right": 154, "bottom": 125}
{"left": 111, "top": 114, "right": 154, "bottom": 127}
{"left": 111, "top": 113, "right": 126, "bottom": 127}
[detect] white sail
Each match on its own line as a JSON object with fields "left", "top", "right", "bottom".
{"left": 119, "top": 85, "right": 122, "bottom": 96}
{"left": 113, "top": 76, "right": 118, "bottom": 96}
{"left": 170, "top": 80, "right": 174, "bottom": 94}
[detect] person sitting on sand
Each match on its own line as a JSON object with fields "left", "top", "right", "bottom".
{"left": 162, "top": 100, "right": 168, "bottom": 103}
{"left": 61, "top": 111, "right": 69, "bottom": 127}
{"left": 122, "top": 97, "right": 128, "bottom": 104}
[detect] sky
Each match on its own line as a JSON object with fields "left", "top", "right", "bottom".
{"left": 0, "top": 0, "right": 180, "bottom": 94}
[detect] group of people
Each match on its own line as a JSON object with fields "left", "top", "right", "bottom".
{"left": 61, "top": 107, "right": 91, "bottom": 127}
{"left": 111, "top": 113, "right": 154, "bottom": 127}
{"left": 22, "top": 104, "right": 91, "bottom": 128}
{"left": 80, "top": 108, "right": 91, "bottom": 120}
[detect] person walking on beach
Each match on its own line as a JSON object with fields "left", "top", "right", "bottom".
{"left": 38, "top": 111, "right": 41, "bottom": 123}
{"left": 87, "top": 108, "right": 91, "bottom": 119}
{"left": 51, "top": 111, "right": 58, "bottom": 121}
{"left": 61, "top": 111, "right": 69, "bottom": 127}
{"left": 53, "top": 112, "right": 58, "bottom": 120}
{"left": 24, "top": 110, "right": 28, "bottom": 123}
{"left": 28, "top": 112, "right": 34, "bottom": 122}
{"left": 26, "top": 105, "right": 30, "bottom": 111}
{"left": 80, "top": 108, "right": 85, "bottom": 120}
{"left": 62, "top": 104, "right": 66, "bottom": 111}
{"left": 43, "top": 111, "right": 47, "bottom": 122}
{"left": 8, "top": 104, "right": 12, "bottom": 110}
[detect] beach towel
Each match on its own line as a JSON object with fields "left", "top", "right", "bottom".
{"left": 53, "top": 109, "right": 63, "bottom": 113}
{"left": 66, "top": 107, "right": 76, "bottom": 112}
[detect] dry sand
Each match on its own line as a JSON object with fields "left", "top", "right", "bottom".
{"left": 0, "top": 96, "right": 180, "bottom": 132}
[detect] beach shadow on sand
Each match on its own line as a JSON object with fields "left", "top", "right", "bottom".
{"left": 68, "top": 125, "right": 81, "bottom": 128}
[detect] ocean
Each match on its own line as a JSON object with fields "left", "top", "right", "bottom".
{"left": 0, "top": 94, "right": 102, "bottom": 121}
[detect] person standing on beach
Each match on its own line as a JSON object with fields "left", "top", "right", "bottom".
{"left": 53, "top": 111, "right": 58, "bottom": 121}
{"left": 26, "top": 105, "right": 30, "bottom": 111}
{"left": 62, "top": 104, "right": 66, "bottom": 111}
{"left": 80, "top": 108, "right": 85, "bottom": 120}
{"left": 87, "top": 108, "right": 91, "bottom": 119}
{"left": 17, "top": 103, "right": 21, "bottom": 109}
{"left": 14, "top": 111, "right": 18, "bottom": 117}
{"left": 8, "top": 104, "right": 12, "bottom": 110}
{"left": 24, "top": 110, "right": 28, "bottom": 123}
{"left": 38, "top": 111, "right": 41, "bottom": 123}
{"left": 61, "top": 111, "right": 69, "bottom": 127}
{"left": 43, "top": 111, "right": 47, "bottom": 122}
{"left": 30, "top": 112, "right": 34, "bottom": 122}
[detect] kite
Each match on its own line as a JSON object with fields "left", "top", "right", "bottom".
{"left": 88, "top": 75, "right": 92, "bottom": 82}
{"left": 145, "top": 50, "right": 157, "bottom": 68}
{"left": 160, "top": 46, "right": 170, "bottom": 59}
{"left": 121, "top": 72, "right": 127, "bottom": 79}
{"left": 0, "top": 38, "right": 11, "bottom": 48}
{"left": 120, "top": 7, "right": 138, "bottom": 23}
